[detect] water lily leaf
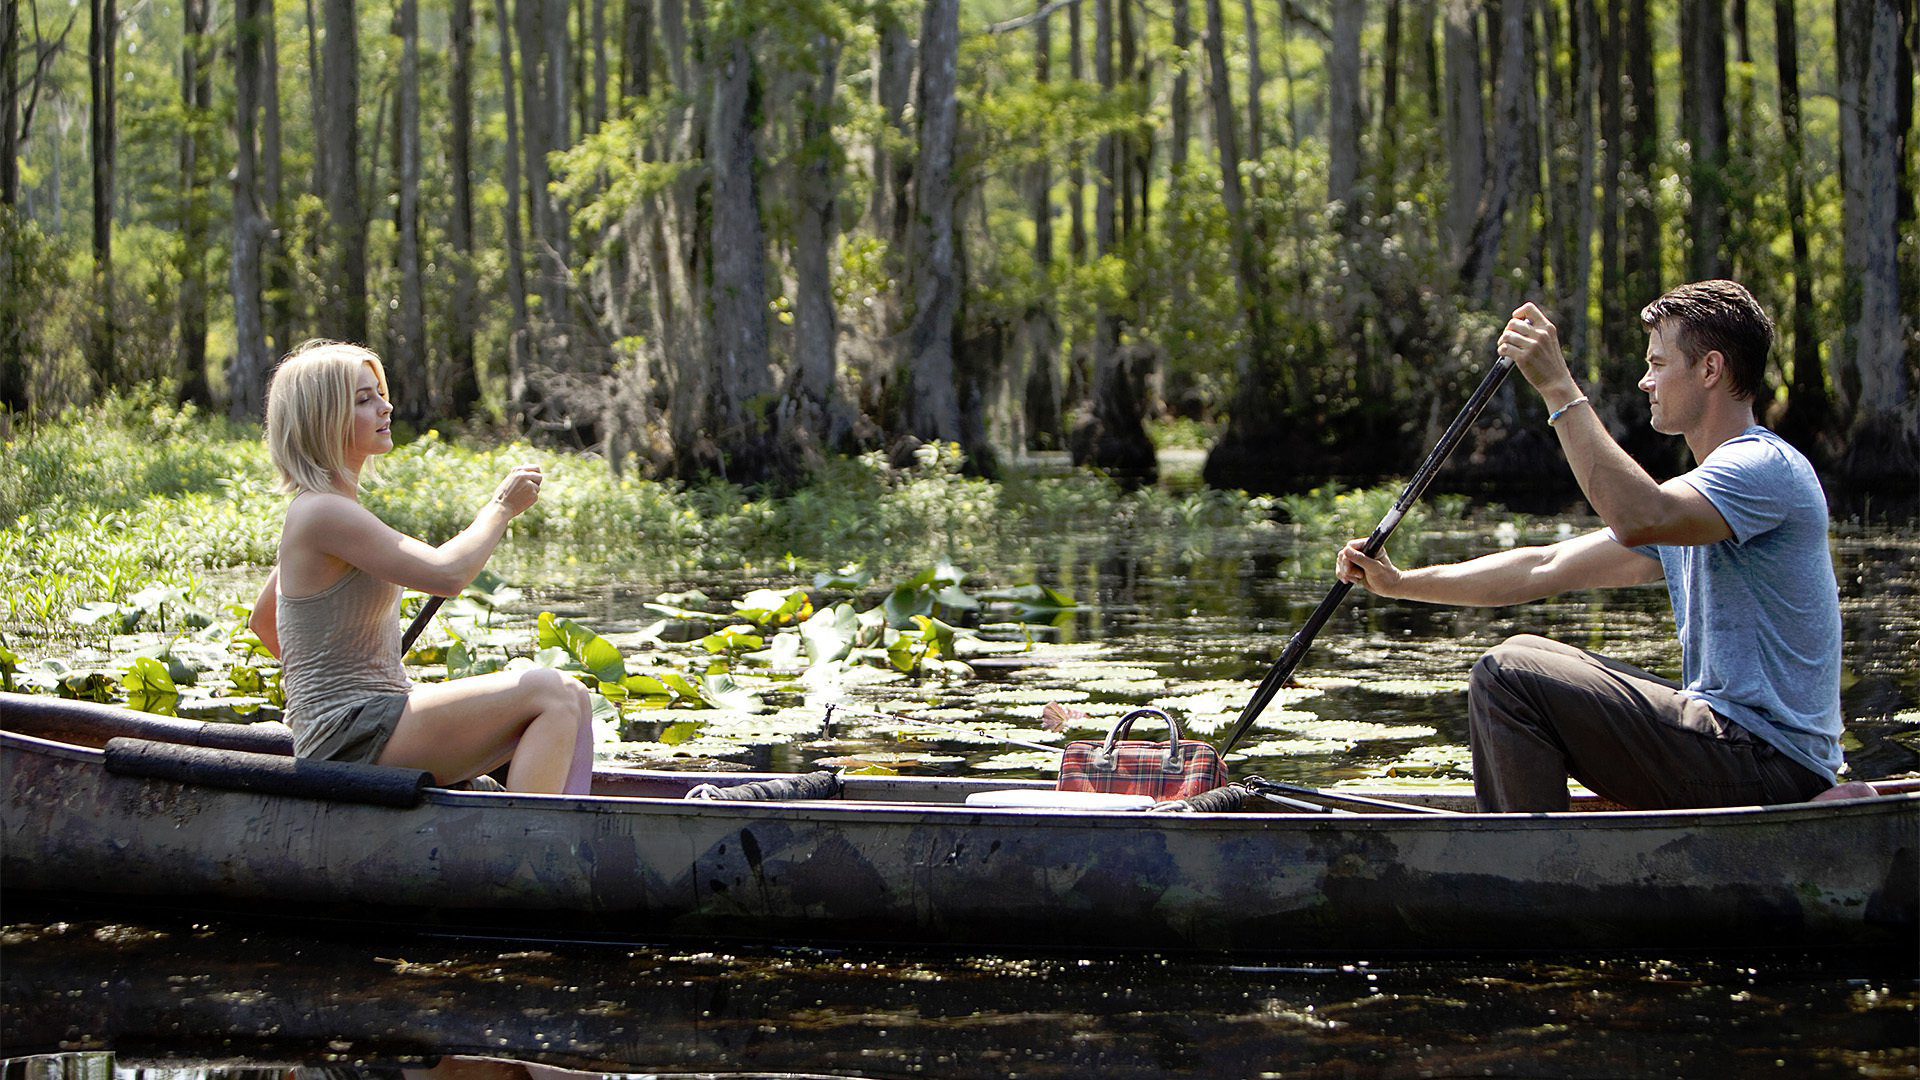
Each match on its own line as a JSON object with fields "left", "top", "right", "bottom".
{"left": 911, "top": 614, "right": 958, "bottom": 657}
{"left": 70, "top": 601, "right": 129, "bottom": 632}
{"left": 973, "top": 750, "right": 1061, "bottom": 773}
{"left": 800, "top": 602, "right": 859, "bottom": 666}
{"left": 699, "top": 625, "right": 765, "bottom": 654}
{"left": 764, "top": 631, "right": 803, "bottom": 669}
{"left": 1360, "top": 677, "right": 1471, "bottom": 696}
{"left": 732, "top": 587, "right": 811, "bottom": 628}
{"left": 813, "top": 564, "right": 872, "bottom": 591}
{"left": 700, "top": 672, "right": 765, "bottom": 713}
{"left": 123, "top": 656, "right": 179, "bottom": 716}
{"left": 644, "top": 601, "right": 713, "bottom": 621}
{"left": 976, "top": 583, "right": 1078, "bottom": 612}
{"left": 881, "top": 584, "right": 934, "bottom": 628}
{"left": 537, "top": 612, "right": 626, "bottom": 684}
{"left": 462, "top": 569, "right": 523, "bottom": 611}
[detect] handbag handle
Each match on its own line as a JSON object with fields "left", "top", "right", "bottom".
{"left": 1100, "top": 707, "right": 1185, "bottom": 772}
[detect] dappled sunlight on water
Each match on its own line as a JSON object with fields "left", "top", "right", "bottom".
{"left": 3, "top": 912, "right": 1915, "bottom": 1078}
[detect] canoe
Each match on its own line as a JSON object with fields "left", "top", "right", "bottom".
{"left": 4, "top": 693, "right": 1915, "bottom": 952}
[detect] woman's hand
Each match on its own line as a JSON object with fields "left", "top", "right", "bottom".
{"left": 1335, "top": 538, "right": 1405, "bottom": 598}
{"left": 491, "top": 464, "right": 544, "bottom": 518}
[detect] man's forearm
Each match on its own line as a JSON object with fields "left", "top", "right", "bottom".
{"left": 1387, "top": 546, "right": 1559, "bottom": 608}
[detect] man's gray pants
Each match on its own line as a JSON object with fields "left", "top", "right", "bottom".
{"left": 1467, "top": 634, "right": 1828, "bottom": 812}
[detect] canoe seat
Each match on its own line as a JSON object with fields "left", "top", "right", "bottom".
{"left": 964, "top": 789, "right": 1154, "bottom": 811}
{"left": 103, "top": 737, "right": 433, "bottom": 808}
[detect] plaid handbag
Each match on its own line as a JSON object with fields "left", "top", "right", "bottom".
{"left": 1057, "top": 707, "right": 1227, "bottom": 800}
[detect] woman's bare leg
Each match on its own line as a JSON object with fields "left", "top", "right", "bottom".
{"left": 375, "top": 667, "right": 593, "bottom": 793}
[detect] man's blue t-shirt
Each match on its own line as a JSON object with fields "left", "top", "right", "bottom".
{"left": 1628, "top": 426, "right": 1843, "bottom": 781}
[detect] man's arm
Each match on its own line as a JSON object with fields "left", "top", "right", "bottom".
{"left": 1337, "top": 528, "right": 1663, "bottom": 607}
{"left": 1500, "top": 302, "right": 1732, "bottom": 547}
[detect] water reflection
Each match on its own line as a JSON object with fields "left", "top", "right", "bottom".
{"left": 3, "top": 912, "right": 1914, "bottom": 1078}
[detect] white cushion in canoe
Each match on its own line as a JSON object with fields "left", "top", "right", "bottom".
{"left": 965, "top": 789, "right": 1155, "bottom": 810}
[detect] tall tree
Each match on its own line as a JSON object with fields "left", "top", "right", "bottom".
{"left": 1202, "top": 0, "right": 1299, "bottom": 491}
{"left": 1443, "top": 0, "right": 1485, "bottom": 265}
{"left": 1834, "top": 0, "right": 1913, "bottom": 482}
{"left": 176, "top": 0, "right": 214, "bottom": 407}
{"left": 1073, "top": 0, "right": 1154, "bottom": 480}
{"left": 1067, "top": 0, "right": 1087, "bottom": 260}
{"left": 1769, "top": 0, "right": 1830, "bottom": 454}
{"left": 88, "top": 0, "right": 116, "bottom": 383}
{"left": 1327, "top": 0, "right": 1362, "bottom": 207}
{"left": 1681, "top": 0, "right": 1730, "bottom": 280}
{"left": 389, "top": 0, "right": 430, "bottom": 421}
{"left": 446, "top": 0, "right": 481, "bottom": 415}
{"left": 2, "top": 0, "right": 18, "bottom": 208}
{"left": 320, "top": 0, "right": 366, "bottom": 342}
{"left": 1460, "top": 0, "right": 1526, "bottom": 301}
{"left": 494, "top": 0, "right": 533, "bottom": 408}
{"left": 229, "top": 0, "right": 274, "bottom": 420}
{"left": 704, "top": 18, "right": 777, "bottom": 477}
{"left": 780, "top": 28, "right": 850, "bottom": 463}
{"left": 1025, "top": 2, "right": 1063, "bottom": 450}
{"left": 901, "top": 0, "right": 964, "bottom": 445}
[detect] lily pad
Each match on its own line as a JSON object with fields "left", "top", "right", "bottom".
{"left": 1360, "top": 677, "right": 1471, "bottom": 696}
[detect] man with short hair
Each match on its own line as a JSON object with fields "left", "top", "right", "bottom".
{"left": 1336, "top": 280, "right": 1843, "bottom": 812}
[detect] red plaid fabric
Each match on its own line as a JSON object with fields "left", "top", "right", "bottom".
{"left": 1058, "top": 739, "right": 1228, "bottom": 800}
{"left": 1055, "top": 707, "right": 1226, "bottom": 799}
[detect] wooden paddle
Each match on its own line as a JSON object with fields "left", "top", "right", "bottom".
{"left": 400, "top": 594, "right": 445, "bottom": 655}
{"left": 1216, "top": 352, "right": 1517, "bottom": 758}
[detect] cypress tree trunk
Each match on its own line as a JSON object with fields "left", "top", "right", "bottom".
{"left": 320, "top": 0, "right": 365, "bottom": 343}
{"left": 1443, "top": 0, "right": 1485, "bottom": 267}
{"left": 1769, "top": 0, "right": 1831, "bottom": 458}
{"left": 1681, "top": 0, "right": 1730, "bottom": 280}
{"left": 1026, "top": 2, "right": 1063, "bottom": 450}
{"left": 1834, "top": 0, "right": 1914, "bottom": 486}
{"left": 446, "top": 0, "right": 480, "bottom": 416}
{"left": 494, "top": 0, "right": 532, "bottom": 408}
{"left": 89, "top": 0, "right": 116, "bottom": 384}
{"left": 229, "top": 0, "right": 273, "bottom": 420}
{"left": 176, "top": 0, "right": 213, "bottom": 406}
{"left": 704, "top": 27, "right": 776, "bottom": 479}
{"left": 902, "top": 0, "right": 964, "bottom": 444}
{"left": 390, "top": 0, "right": 429, "bottom": 422}
{"left": 781, "top": 31, "right": 848, "bottom": 464}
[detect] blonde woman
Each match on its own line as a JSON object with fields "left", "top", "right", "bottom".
{"left": 249, "top": 340, "right": 593, "bottom": 794}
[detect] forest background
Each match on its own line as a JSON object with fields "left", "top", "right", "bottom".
{"left": 0, "top": 0, "right": 1914, "bottom": 498}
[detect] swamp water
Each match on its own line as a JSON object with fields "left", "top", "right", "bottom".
{"left": 4, "top": 505, "right": 1918, "bottom": 1076}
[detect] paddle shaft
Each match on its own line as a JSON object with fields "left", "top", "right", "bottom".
{"left": 400, "top": 594, "right": 446, "bottom": 655}
{"left": 1216, "top": 353, "right": 1516, "bottom": 757}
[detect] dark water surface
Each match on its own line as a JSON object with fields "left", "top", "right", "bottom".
{"left": 4, "top": 509, "right": 1918, "bottom": 1077}
{"left": 2, "top": 909, "right": 1915, "bottom": 1078}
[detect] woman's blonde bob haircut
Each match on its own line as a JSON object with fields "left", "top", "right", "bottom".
{"left": 265, "top": 340, "right": 391, "bottom": 495}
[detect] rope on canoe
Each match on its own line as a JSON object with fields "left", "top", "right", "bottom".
{"left": 685, "top": 770, "right": 844, "bottom": 802}
{"left": 1149, "top": 783, "right": 1251, "bottom": 813}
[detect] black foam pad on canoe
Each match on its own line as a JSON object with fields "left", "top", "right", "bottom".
{"left": 103, "top": 737, "right": 433, "bottom": 808}
{"left": 687, "top": 771, "right": 843, "bottom": 801}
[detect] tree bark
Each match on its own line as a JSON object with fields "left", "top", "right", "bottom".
{"left": 1241, "top": 0, "right": 1265, "bottom": 164}
{"left": 1681, "top": 0, "right": 1730, "bottom": 280}
{"left": 446, "top": 0, "right": 480, "bottom": 415}
{"left": 2, "top": 0, "right": 18, "bottom": 208}
{"left": 782, "top": 31, "right": 848, "bottom": 463}
{"left": 320, "top": 0, "right": 365, "bottom": 342}
{"left": 703, "top": 28, "right": 777, "bottom": 478}
{"left": 1067, "top": 0, "right": 1087, "bottom": 260}
{"left": 901, "top": 0, "right": 965, "bottom": 447}
{"left": 89, "top": 0, "right": 116, "bottom": 383}
{"left": 229, "top": 0, "right": 273, "bottom": 420}
{"left": 1327, "top": 0, "right": 1362, "bottom": 206}
{"left": 1769, "top": 0, "right": 1830, "bottom": 455}
{"left": 1443, "top": 0, "right": 1485, "bottom": 266}
{"left": 390, "top": 0, "right": 429, "bottom": 422}
{"left": 872, "top": 6, "right": 914, "bottom": 252}
{"left": 1459, "top": 0, "right": 1525, "bottom": 301}
{"left": 176, "top": 0, "right": 213, "bottom": 406}
{"left": 1026, "top": 3, "right": 1063, "bottom": 449}
{"left": 494, "top": 0, "right": 532, "bottom": 406}
{"left": 1834, "top": 0, "right": 1913, "bottom": 484}
{"left": 261, "top": 0, "right": 290, "bottom": 361}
